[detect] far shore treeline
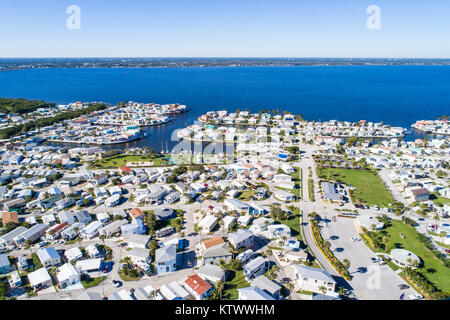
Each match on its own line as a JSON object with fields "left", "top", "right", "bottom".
{"left": 0, "top": 98, "right": 107, "bottom": 139}
{"left": 0, "top": 97, "right": 55, "bottom": 114}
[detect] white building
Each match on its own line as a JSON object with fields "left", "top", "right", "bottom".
{"left": 293, "top": 265, "right": 336, "bottom": 294}
{"left": 56, "top": 263, "right": 80, "bottom": 289}
{"left": 198, "top": 215, "right": 218, "bottom": 233}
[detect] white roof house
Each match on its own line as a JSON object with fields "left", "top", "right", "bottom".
{"left": 197, "top": 264, "right": 226, "bottom": 283}
{"left": 81, "top": 221, "right": 103, "bottom": 239}
{"left": 237, "top": 214, "right": 252, "bottom": 226}
{"left": 56, "top": 263, "right": 80, "bottom": 288}
{"left": 198, "top": 215, "right": 218, "bottom": 233}
{"left": 238, "top": 286, "right": 275, "bottom": 300}
{"left": 159, "top": 281, "right": 190, "bottom": 300}
{"left": 64, "top": 247, "right": 83, "bottom": 262}
{"left": 222, "top": 216, "right": 236, "bottom": 230}
{"left": 75, "top": 258, "right": 102, "bottom": 273}
{"left": 142, "top": 285, "right": 164, "bottom": 300}
{"left": 123, "top": 234, "right": 149, "bottom": 249}
{"left": 27, "top": 267, "right": 52, "bottom": 288}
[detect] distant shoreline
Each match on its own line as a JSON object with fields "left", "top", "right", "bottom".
{"left": 1, "top": 58, "right": 450, "bottom": 71}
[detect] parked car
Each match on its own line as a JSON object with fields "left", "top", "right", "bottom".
{"left": 398, "top": 284, "right": 410, "bottom": 290}
{"left": 111, "top": 280, "right": 122, "bottom": 288}
{"left": 351, "top": 237, "right": 361, "bottom": 242}
{"left": 409, "top": 294, "right": 424, "bottom": 300}
{"left": 399, "top": 293, "right": 405, "bottom": 300}
{"left": 38, "top": 241, "right": 48, "bottom": 248}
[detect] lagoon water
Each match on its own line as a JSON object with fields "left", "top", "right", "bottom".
{"left": 1, "top": 66, "right": 449, "bottom": 151}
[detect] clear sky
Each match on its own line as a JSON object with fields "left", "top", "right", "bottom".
{"left": 0, "top": 0, "right": 449, "bottom": 58}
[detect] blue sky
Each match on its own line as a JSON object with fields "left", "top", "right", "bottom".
{"left": 0, "top": 0, "right": 449, "bottom": 58}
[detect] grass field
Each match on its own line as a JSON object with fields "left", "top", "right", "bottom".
{"left": 222, "top": 270, "right": 250, "bottom": 300}
{"left": 91, "top": 154, "right": 170, "bottom": 168}
{"left": 317, "top": 168, "right": 395, "bottom": 207}
{"left": 382, "top": 221, "right": 449, "bottom": 293}
{"left": 430, "top": 193, "right": 450, "bottom": 206}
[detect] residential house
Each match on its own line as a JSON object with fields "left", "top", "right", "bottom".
{"left": 155, "top": 244, "right": 177, "bottom": 274}
{"left": 81, "top": 221, "right": 103, "bottom": 239}
{"left": 202, "top": 242, "right": 233, "bottom": 266}
{"left": 86, "top": 244, "right": 102, "bottom": 258}
{"left": 199, "top": 215, "right": 218, "bottom": 233}
{"left": 99, "top": 219, "right": 128, "bottom": 238}
{"left": 123, "top": 234, "right": 149, "bottom": 249}
{"left": 154, "top": 208, "right": 176, "bottom": 220}
{"left": 129, "top": 208, "right": 145, "bottom": 221}
{"left": 1, "top": 211, "right": 18, "bottom": 224}
{"left": 183, "top": 274, "right": 214, "bottom": 300}
{"left": 37, "top": 247, "right": 61, "bottom": 267}
{"left": 76, "top": 258, "right": 102, "bottom": 274}
{"left": 229, "top": 229, "right": 254, "bottom": 250}
{"left": 58, "top": 211, "right": 76, "bottom": 225}
{"left": 65, "top": 247, "right": 83, "bottom": 262}
{"left": 293, "top": 265, "right": 336, "bottom": 294}
{"left": 0, "top": 254, "right": 11, "bottom": 274}
{"left": 197, "top": 264, "right": 226, "bottom": 283}
{"left": 224, "top": 198, "right": 250, "bottom": 213}
{"left": 75, "top": 210, "right": 92, "bottom": 224}
{"left": 238, "top": 286, "right": 275, "bottom": 300}
{"left": 267, "top": 224, "right": 291, "bottom": 239}
{"left": 56, "top": 263, "right": 80, "bottom": 289}
{"left": 251, "top": 275, "right": 282, "bottom": 300}
{"left": 243, "top": 256, "right": 267, "bottom": 280}
{"left": 105, "top": 194, "right": 121, "bottom": 207}
{"left": 160, "top": 281, "right": 190, "bottom": 300}
{"left": 14, "top": 224, "right": 48, "bottom": 245}
{"left": 274, "top": 189, "right": 296, "bottom": 202}
{"left": 27, "top": 267, "right": 52, "bottom": 290}
{"left": 126, "top": 248, "right": 151, "bottom": 264}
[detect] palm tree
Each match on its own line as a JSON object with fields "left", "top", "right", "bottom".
{"left": 215, "top": 280, "right": 225, "bottom": 300}
{"left": 318, "top": 285, "right": 327, "bottom": 300}
{"left": 99, "top": 234, "right": 106, "bottom": 245}
{"left": 342, "top": 259, "right": 351, "bottom": 269}
{"left": 149, "top": 290, "right": 157, "bottom": 300}
{"left": 218, "top": 259, "right": 228, "bottom": 272}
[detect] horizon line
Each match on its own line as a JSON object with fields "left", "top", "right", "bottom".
{"left": 1, "top": 57, "right": 450, "bottom": 60}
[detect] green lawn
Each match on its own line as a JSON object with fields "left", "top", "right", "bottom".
{"left": 317, "top": 168, "right": 394, "bottom": 207}
{"left": 238, "top": 190, "right": 255, "bottom": 201}
{"left": 91, "top": 154, "right": 170, "bottom": 168}
{"left": 430, "top": 193, "right": 450, "bottom": 206}
{"left": 382, "top": 221, "right": 450, "bottom": 293}
{"left": 274, "top": 210, "right": 302, "bottom": 242}
{"left": 82, "top": 276, "right": 106, "bottom": 289}
{"left": 222, "top": 270, "right": 250, "bottom": 300}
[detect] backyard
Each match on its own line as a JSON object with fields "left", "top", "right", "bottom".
{"left": 222, "top": 270, "right": 250, "bottom": 300}
{"left": 317, "top": 168, "right": 395, "bottom": 207}
{"left": 430, "top": 193, "right": 450, "bottom": 206}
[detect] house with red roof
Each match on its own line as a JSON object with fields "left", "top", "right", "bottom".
{"left": 183, "top": 274, "right": 214, "bottom": 300}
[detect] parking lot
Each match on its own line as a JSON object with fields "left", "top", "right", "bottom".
{"left": 319, "top": 212, "right": 419, "bottom": 300}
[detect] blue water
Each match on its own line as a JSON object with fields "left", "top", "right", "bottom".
{"left": 1, "top": 66, "right": 449, "bottom": 150}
